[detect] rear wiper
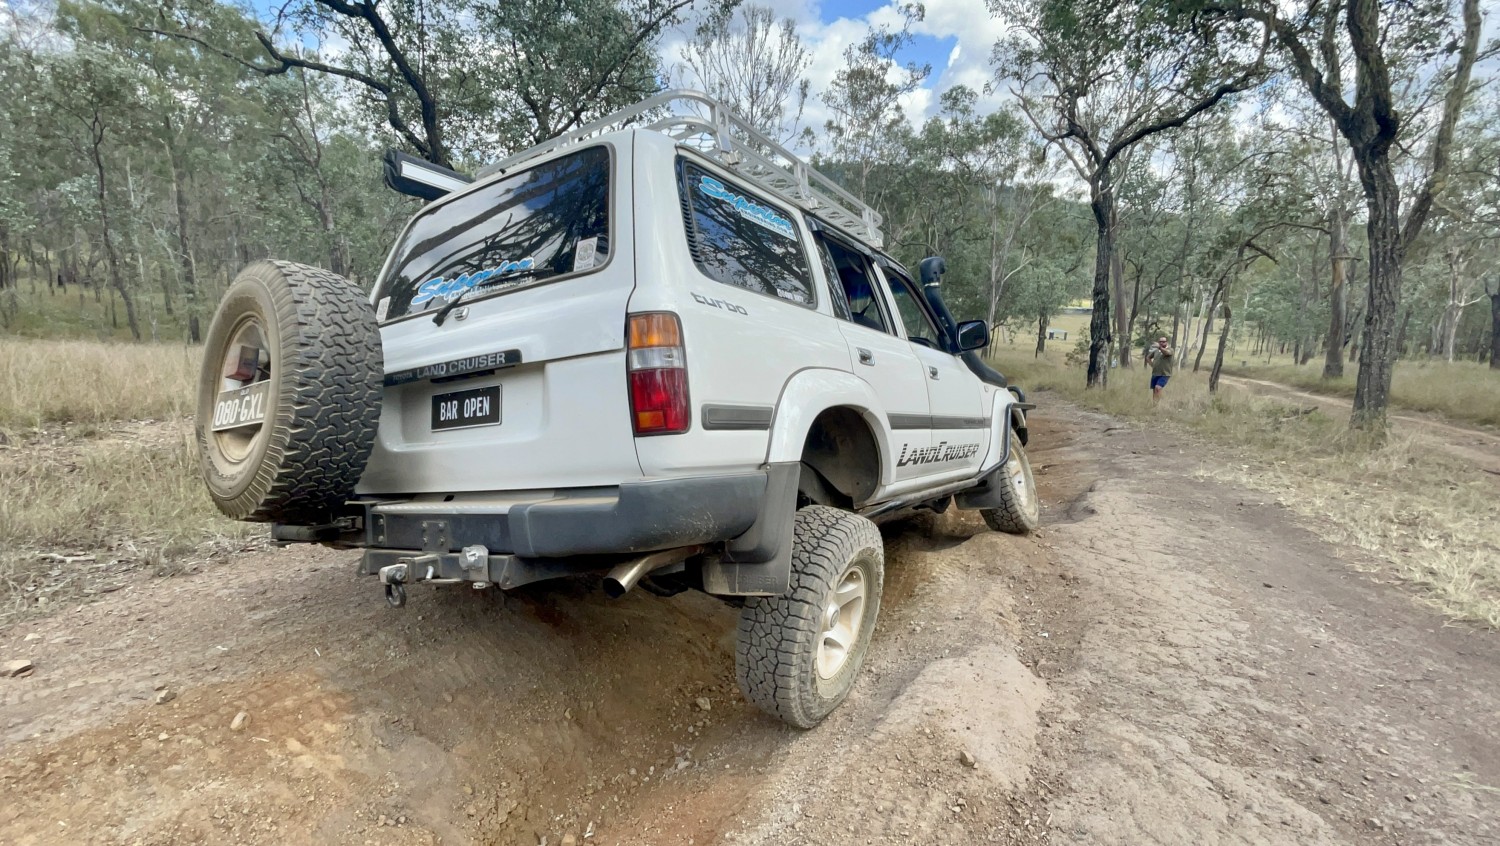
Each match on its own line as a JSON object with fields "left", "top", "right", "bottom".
{"left": 430, "top": 268, "right": 547, "bottom": 325}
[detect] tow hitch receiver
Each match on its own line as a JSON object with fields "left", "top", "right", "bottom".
{"left": 379, "top": 552, "right": 469, "bottom": 608}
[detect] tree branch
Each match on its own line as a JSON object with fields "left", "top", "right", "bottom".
{"left": 1401, "top": 0, "right": 1483, "bottom": 251}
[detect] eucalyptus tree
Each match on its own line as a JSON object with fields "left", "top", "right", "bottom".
{"left": 675, "top": 4, "right": 811, "bottom": 144}
{"left": 1203, "top": 0, "right": 1489, "bottom": 428}
{"left": 820, "top": 4, "right": 931, "bottom": 204}
{"left": 150, "top": 0, "right": 715, "bottom": 167}
{"left": 926, "top": 87, "right": 1054, "bottom": 330}
{"left": 994, "top": 0, "right": 1269, "bottom": 386}
{"left": 39, "top": 43, "right": 152, "bottom": 339}
{"left": 1248, "top": 93, "right": 1364, "bottom": 378}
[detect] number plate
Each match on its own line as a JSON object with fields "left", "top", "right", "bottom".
{"left": 432, "top": 385, "right": 502, "bottom": 431}
{"left": 211, "top": 381, "right": 272, "bottom": 432}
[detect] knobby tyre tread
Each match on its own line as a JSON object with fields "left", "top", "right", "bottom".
{"left": 981, "top": 431, "right": 1039, "bottom": 534}
{"left": 735, "top": 506, "right": 884, "bottom": 728}
{"left": 196, "top": 260, "right": 383, "bottom": 524}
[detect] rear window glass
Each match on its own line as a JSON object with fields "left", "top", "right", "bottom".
{"left": 376, "top": 146, "right": 611, "bottom": 321}
{"left": 677, "top": 161, "right": 814, "bottom": 307}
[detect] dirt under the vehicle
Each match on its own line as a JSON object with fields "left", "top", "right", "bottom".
{"left": 2, "top": 401, "right": 1496, "bottom": 845}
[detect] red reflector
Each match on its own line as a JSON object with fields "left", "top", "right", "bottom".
{"left": 630, "top": 368, "right": 690, "bottom": 434}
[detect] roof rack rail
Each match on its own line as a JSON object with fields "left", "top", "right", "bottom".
{"left": 476, "top": 89, "right": 884, "bottom": 248}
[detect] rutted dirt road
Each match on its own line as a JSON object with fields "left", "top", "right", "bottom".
{"left": 1222, "top": 375, "right": 1500, "bottom": 476}
{"left": 3, "top": 400, "right": 1497, "bottom": 845}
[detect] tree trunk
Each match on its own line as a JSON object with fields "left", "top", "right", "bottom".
{"left": 1086, "top": 176, "right": 1114, "bottom": 388}
{"left": 1484, "top": 291, "right": 1500, "bottom": 369}
{"left": 1209, "top": 305, "right": 1232, "bottom": 393}
{"left": 89, "top": 118, "right": 141, "bottom": 341}
{"left": 1351, "top": 154, "right": 1401, "bottom": 429}
{"left": 1036, "top": 311, "right": 1048, "bottom": 357}
{"left": 125, "top": 158, "right": 171, "bottom": 318}
{"left": 166, "top": 126, "right": 202, "bottom": 343}
{"left": 1112, "top": 218, "right": 1130, "bottom": 368}
{"left": 1439, "top": 304, "right": 1462, "bottom": 362}
{"left": 1194, "top": 287, "right": 1221, "bottom": 372}
{"left": 316, "top": 179, "right": 349, "bottom": 278}
{"left": 1323, "top": 207, "right": 1349, "bottom": 378}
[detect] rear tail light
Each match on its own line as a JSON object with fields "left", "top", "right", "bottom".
{"left": 627, "top": 312, "right": 689, "bottom": 435}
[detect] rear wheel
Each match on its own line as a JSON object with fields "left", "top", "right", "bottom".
{"left": 980, "top": 430, "right": 1040, "bottom": 534}
{"left": 196, "top": 260, "right": 383, "bottom": 523}
{"left": 735, "top": 506, "right": 884, "bottom": 728}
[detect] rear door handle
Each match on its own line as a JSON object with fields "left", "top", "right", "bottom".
{"left": 928, "top": 366, "right": 939, "bottom": 379}
{"left": 857, "top": 348, "right": 874, "bottom": 366}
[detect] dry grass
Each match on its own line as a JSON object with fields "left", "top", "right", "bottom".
{"left": 0, "top": 337, "right": 199, "bottom": 429}
{"left": 1231, "top": 360, "right": 1500, "bottom": 429}
{"left": 0, "top": 338, "right": 257, "bottom": 623}
{"left": 993, "top": 348, "right": 1500, "bottom": 627}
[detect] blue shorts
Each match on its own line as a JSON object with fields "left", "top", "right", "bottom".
{"left": 1150, "top": 375, "right": 1169, "bottom": 390}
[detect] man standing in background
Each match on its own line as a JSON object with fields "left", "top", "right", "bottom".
{"left": 1145, "top": 337, "right": 1174, "bottom": 404}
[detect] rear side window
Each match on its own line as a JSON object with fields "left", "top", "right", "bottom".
{"left": 677, "top": 161, "right": 814, "bottom": 307}
{"left": 376, "top": 145, "right": 611, "bottom": 321}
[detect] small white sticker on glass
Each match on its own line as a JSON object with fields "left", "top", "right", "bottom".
{"left": 376, "top": 296, "right": 391, "bottom": 322}
{"left": 573, "top": 237, "right": 599, "bottom": 272}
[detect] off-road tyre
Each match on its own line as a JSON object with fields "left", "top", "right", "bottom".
{"left": 195, "top": 260, "right": 383, "bottom": 523}
{"left": 736, "top": 506, "right": 884, "bottom": 728}
{"left": 980, "top": 430, "right": 1040, "bottom": 534}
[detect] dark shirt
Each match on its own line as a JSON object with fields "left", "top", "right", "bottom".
{"left": 1147, "top": 347, "right": 1174, "bottom": 377}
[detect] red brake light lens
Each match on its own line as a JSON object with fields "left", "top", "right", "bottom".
{"left": 627, "top": 313, "right": 689, "bottom": 435}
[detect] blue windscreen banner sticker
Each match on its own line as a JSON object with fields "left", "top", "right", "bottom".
{"left": 698, "top": 176, "right": 795, "bottom": 239}
{"left": 410, "top": 258, "right": 536, "bottom": 306}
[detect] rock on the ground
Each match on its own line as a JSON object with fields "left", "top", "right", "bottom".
{"left": 231, "top": 711, "right": 249, "bottom": 732}
{"left": 696, "top": 697, "right": 712, "bottom": 712}
{"left": 3, "top": 659, "right": 33, "bottom": 678}
{"left": 959, "top": 749, "right": 977, "bottom": 768}
{"left": 154, "top": 689, "right": 176, "bottom": 705}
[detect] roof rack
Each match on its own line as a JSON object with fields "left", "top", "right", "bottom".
{"left": 476, "top": 89, "right": 884, "bottom": 248}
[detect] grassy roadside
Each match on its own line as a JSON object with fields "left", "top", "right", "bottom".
{"left": 1228, "top": 360, "right": 1500, "bottom": 429}
{"left": 994, "top": 348, "right": 1500, "bottom": 627}
{"left": 0, "top": 339, "right": 258, "bottom": 624}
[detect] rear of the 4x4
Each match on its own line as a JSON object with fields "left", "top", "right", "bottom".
{"left": 351, "top": 131, "right": 783, "bottom": 590}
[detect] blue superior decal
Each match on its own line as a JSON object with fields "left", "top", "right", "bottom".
{"left": 410, "top": 258, "right": 536, "bottom": 307}
{"left": 698, "top": 176, "right": 795, "bottom": 239}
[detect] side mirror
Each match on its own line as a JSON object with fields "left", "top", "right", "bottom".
{"left": 956, "top": 319, "right": 989, "bottom": 352}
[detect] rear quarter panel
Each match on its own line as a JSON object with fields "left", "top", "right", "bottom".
{"left": 628, "top": 137, "right": 851, "bottom": 478}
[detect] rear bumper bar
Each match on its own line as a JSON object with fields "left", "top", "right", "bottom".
{"left": 359, "top": 471, "right": 767, "bottom": 558}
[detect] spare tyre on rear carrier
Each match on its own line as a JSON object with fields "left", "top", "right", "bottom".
{"left": 196, "top": 260, "right": 383, "bottom": 530}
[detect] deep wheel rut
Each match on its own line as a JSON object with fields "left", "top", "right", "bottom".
{"left": 1, "top": 398, "right": 1496, "bottom": 845}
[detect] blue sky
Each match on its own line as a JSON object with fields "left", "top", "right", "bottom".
{"left": 661, "top": 0, "right": 1013, "bottom": 129}
{"left": 252, "top": 0, "right": 1011, "bottom": 130}
{"left": 818, "top": 0, "right": 962, "bottom": 77}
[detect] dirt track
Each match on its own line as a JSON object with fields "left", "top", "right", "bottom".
{"left": 3, "top": 400, "right": 1498, "bottom": 845}
{"left": 1222, "top": 375, "right": 1500, "bottom": 476}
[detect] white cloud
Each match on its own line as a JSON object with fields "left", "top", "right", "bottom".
{"left": 664, "top": 0, "right": 1014, "bottom": 139}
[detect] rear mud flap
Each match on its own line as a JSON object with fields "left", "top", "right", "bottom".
{"left": 701, "top": 462, "right": 799, "bottom": 596}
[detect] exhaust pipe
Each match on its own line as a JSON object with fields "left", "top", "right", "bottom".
{"left": 603, "top": 546, "right": 701, "bottom": 598}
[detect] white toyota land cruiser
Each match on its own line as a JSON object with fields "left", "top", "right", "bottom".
{"left": 196, "top": 91, "right": 1039, "bottom": 728}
